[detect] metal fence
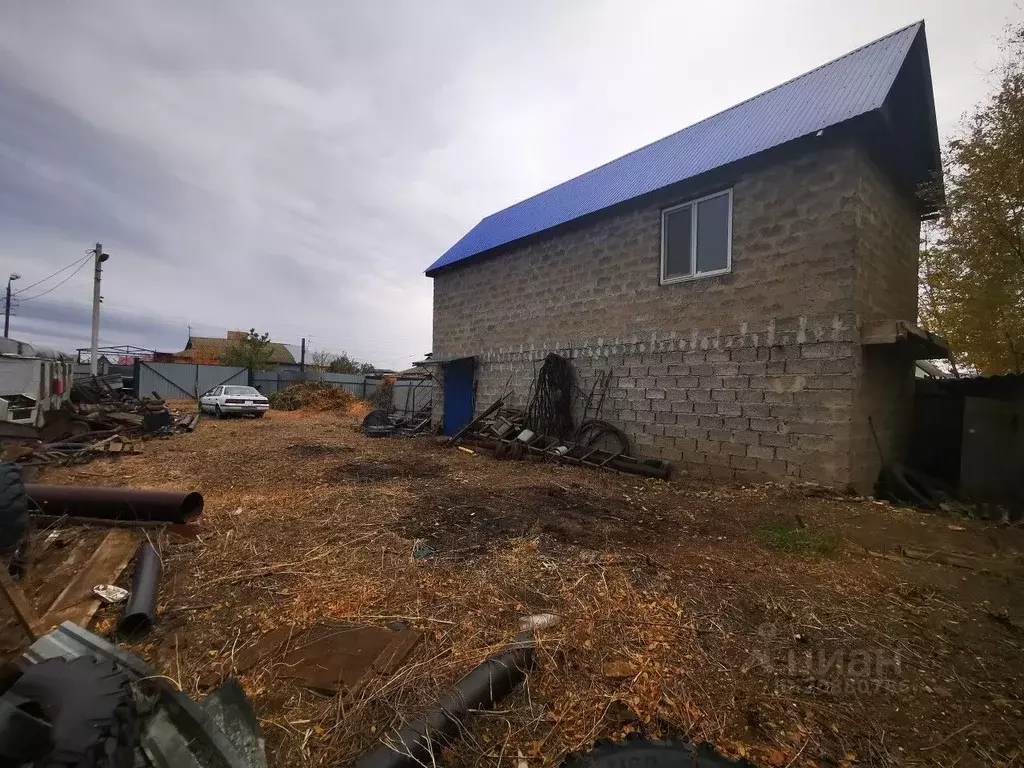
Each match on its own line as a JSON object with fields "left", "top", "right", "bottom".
{"left": 391, "top": 379, "right": 433, "bottom": 415}
{"left": 135, "top": 362, "right": 248, "bottom": 400}
{"left": 252, "top": 370, "right": 433, "bottom": 415}
{"left": 252, "top": 370, "right": 370, "bottom": 397}
{"left": 129, "top": 363, "right": 433, "bottom": 412}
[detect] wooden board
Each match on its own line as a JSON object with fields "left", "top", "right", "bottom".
{"left": 0, "top": 568, "right": 41, "bottom": 640}
{"left": 40, "top": 529, "right": 139, "bottom": 631}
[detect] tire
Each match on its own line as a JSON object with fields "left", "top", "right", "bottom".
{"left": 4, "top": 656, "right": 140, "bottom": 768}
{"left": 214, "top": 405, "right": 223, "bottom": 419}
{"left": 563, "top": 738, "right": 754, "bottom": 767}
{"left": 0, "top": 462, "right": 28, "bottom": 557}
{"left": 253, "top": 412, "right": 265, "bottom": 419}
{"left": 576, "top": 420, "right": 631, "bottom": 456}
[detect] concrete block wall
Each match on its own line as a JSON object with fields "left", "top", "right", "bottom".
{"left": 431, "top": 138, "right": 922, "bottom": 491}
{"left": 468, "top": 313, "right": 860, "bottom": 485}
{"left": 433, "top": 140, "right": 862, "bottom": 354}
{"left": 848, "top": 151, "right": 922, "bottom": 490}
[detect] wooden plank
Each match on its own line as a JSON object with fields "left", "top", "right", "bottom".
{"left": 40, "top": 529, "right": 139, "bottom": 631}
{"left": 372, "top": 628, "right": 423, "bottom": 675}
{"left": 861, "top": 319, "right": 903, "bottom": 346}
{"left": 446, "top": 397, "right": 503, "bottom": 446}
{"left": 899, "top": 546, "right": 1024, "bottom": 578}
{"left": 0, "top": 568, "right": 41, "bottom": 640}
{"left": 861, "top": 319, "right": 950, "bottom": 359}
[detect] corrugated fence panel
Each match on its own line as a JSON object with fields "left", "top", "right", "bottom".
{"left": 251, "top": 370, "right": 373, "bottom": 396}
{"left": 136, "top": 362, "right": 248, "bottom": 399}
{"left": 251, "top": 372, "right": 282, "bottom": 394}
{"left": 249, "top": 371, "right": 434, "bottom": 408}
{"left": 195, "top": 365, "right": 249, "bottom": 395}
{"left": 392, "top": 380, "right": 433, "bottom": 414}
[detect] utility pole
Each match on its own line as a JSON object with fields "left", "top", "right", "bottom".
{"left": 3, "top": 274, "right": 19, "bottom": 339}
{"left": 300, "top": 337, "right": 306, "bottom": 375}
{"left": 89, "top": 243, "right": 109, "bottom": 376}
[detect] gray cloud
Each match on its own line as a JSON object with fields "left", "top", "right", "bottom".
{"left": 0, "top": 1, "right": 1018, "bottom": 368}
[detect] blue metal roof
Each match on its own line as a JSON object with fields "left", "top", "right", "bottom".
{"left": 427, "top": 22, "right": 926, "bottom": 276}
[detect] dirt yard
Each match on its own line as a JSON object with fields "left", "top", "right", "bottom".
{"left": 23, "top": 409, "right": 1024, "bottom": 767}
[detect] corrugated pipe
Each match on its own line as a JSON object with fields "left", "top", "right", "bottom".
{"left": 26, "top": 485, "right": 203, "bottom": 523}
{"left": 118, "top": 542, "right": 162, "bottom": 637}
{"left": 355, "top": 625, "right": 551, "bottom": 768}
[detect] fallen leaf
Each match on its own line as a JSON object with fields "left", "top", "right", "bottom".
{"left": 603, "top": 658, "right": 638, "bottom": 678}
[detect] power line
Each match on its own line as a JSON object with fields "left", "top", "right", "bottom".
{"left": 12, "top": 253, "right": 92, "bottom": 296}
{"left": 15, "top": 257, "right": 93, "bottom": 302}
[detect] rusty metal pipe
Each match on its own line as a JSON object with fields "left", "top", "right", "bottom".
{"left": 25, "top": 485, "right": 203, "bottom": 523}
{"left": 118, "top": 542, "right": 162, "bottom": 637}
{"left": 355, "top": 632, "right": 535, "bottom": 768}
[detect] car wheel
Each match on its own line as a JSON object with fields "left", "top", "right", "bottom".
{"left": 254, "top": 412, "right": 265, "bottom": 419}
{"left": 214, "top": 404, "right": 223, "bottom": 419}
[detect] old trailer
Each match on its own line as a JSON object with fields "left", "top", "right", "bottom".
{"left": 0, "top": 339, "right": 74, "bottom": 426}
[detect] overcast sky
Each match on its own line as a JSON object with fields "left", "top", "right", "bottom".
{"left": 0, "top": 2, "right": 1019, "bottom": 368}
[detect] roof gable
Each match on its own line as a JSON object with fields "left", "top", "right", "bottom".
{"left": 427, "top": 21, "right": 937, "bottom": 276}
{"left": 180, "top": 336, "right": 296, "bottom": 365}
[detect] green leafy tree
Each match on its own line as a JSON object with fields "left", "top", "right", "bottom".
{"left": 326, "top": 352, "right": 377, "bottom": 374}
{"left": 308, "top": 349, "right": 334, "bottom": 371}
{"left": 220, "top": 328, "right": 276, "bottom": 371}
{"left": 327, "top": 353, "right": 359, "bottom": 374}
{"left": 919, "top": 24, "right": 1024, "bottom": 374}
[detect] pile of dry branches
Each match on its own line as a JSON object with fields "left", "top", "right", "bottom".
{"left": 268, "top": 382, "right": 359, "bottom": 413}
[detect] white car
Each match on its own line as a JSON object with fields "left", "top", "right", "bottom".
{"left": 199, "top": 385, "right": 270, "bottom": 418}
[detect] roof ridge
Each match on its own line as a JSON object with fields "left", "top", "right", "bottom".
{"left": 479, "top": 20, "right": 923, "bottom": 223}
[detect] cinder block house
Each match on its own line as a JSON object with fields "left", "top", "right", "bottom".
{"left": 426, "top": 22, "right": 947, "bottom": 492}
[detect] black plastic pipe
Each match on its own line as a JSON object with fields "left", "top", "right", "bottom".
{"left": 25, "top": 485, "right": 203, "bottom": 523}
{"left": 118, "top": 543, "right": 162, "bottom": 637}
{"left": 355, "top": 632, "right": 535, "bottom": 768}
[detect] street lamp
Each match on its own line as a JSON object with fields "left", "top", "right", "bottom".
{"left": 4, "top": 274, "right": 20, "bottom": 338}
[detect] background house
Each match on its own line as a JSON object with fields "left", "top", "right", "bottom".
{"left": 427, "top": 22, "right": 946, "bottom": 493}
{"left": 174, "top": 331, "right": 297, "bottom": 368}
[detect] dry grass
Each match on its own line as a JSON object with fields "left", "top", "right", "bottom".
{"left": 31, "top": 410, "right": 1024, "bottom": 768}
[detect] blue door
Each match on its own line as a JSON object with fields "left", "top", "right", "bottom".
{"left": 442, "top": 358, "right": 475, "bottom": 435}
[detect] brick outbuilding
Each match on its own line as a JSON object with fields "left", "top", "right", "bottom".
{"left": 426, "top": 22, "right": 947, "bottom": 492}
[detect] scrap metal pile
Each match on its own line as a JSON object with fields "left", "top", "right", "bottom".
{"left": 361, "top": 376, "right": 434, "bottom": 437}
{"left": 0, "top": 376, "right": 198, "bottom": 470}
{"left": 0, "top": 465, "right": 261, "bottom": 768}
{"left": 361, "top": 401, "right": 433, "bottom": 437}
{"left": 452, "top": 353, "right": 671, "bottom": 480}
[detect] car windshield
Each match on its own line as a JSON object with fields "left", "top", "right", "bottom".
{"left": 223, "top": 386, "right": 261, "bottom": 396}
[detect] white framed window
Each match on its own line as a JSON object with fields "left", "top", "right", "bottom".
{"left": 660, "top": 188, "right": 733, "bottom": 283}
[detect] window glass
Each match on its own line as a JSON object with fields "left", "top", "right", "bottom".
{"left": 695, "top": 193, "right": 730, "bottom": 273}
{"left": 663, "top": 205, "right": 693, "bottom": 279}
{"left": 224, "top": 386, "right": 260, "bottom": 396}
